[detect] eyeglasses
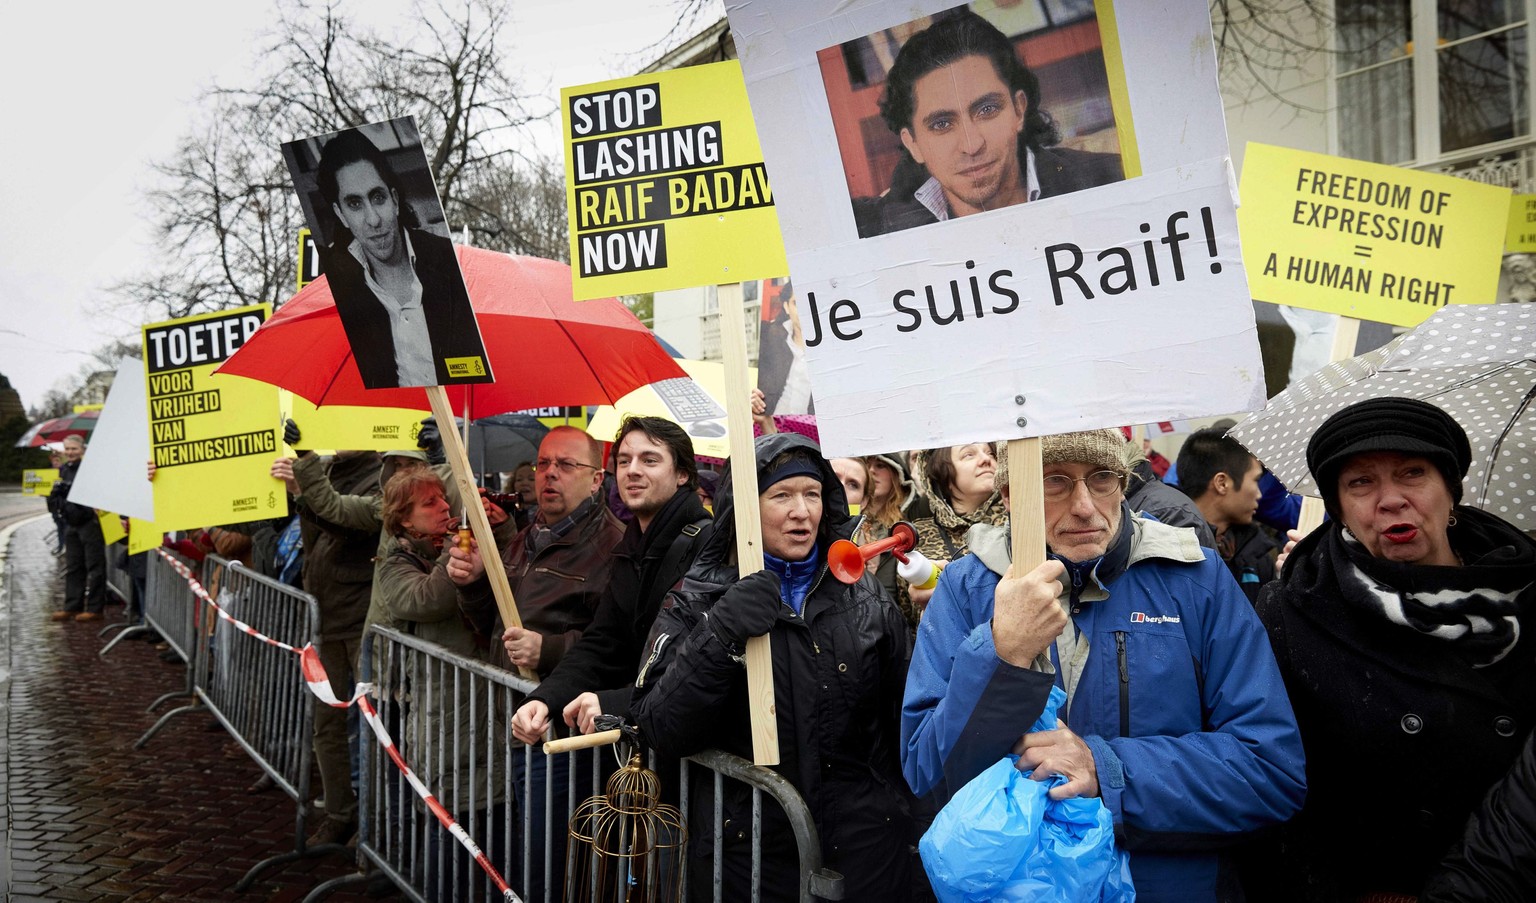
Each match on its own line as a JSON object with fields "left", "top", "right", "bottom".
{"left": 1041, "top": 470, "right": 1125, "bottom": 501}
{"left": 535, "top": 457, "right": 599, "bottom": 476}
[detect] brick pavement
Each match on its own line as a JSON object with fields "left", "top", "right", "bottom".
{"left": 1, "top": 516, "right": 402, "bottom": 902}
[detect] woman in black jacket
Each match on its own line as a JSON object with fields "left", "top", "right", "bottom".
{"left": 631, "top": 432, "right": 914, "bottom": 901}
{"left": 1250, "top": 398, "right": 1536, "bottom": 900}
{"left": 1423, "top": 729, "right": 1536, "bottom": 902}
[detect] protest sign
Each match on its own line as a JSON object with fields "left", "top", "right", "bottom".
{"left": 21, "top": 469, "right": 57, "bottom": 496}
{"left": 127, "top": 518, "right": 162, "bottom": 556}
{"left": 281, "top": 116, "right": 493, "bottom": 389}
{"left": 755, "top": 277, "right": 814, "bottom": 417}
{"left": 587, "top": 359, "right": 755, "bottom": 458}
{"left": 98, "top": 511, "right": 126, "bottom": 546}
{"left": 1508, "top": 194, "right": 1536, "bottom": 253}
{"left": 513, "top": 406, "right": 588, "bottom": 430}
{"left": 70, "top": 358, "right": 154, "bottom": 521}
{"left": 142, "top": 304, "right": 285, "bottom": 531}
{"left": 280, "top": 390, "right": 424, "bottom": 453}
{"left": 725, "top": 0, "right": 1260, "bottom": 456}
{"left": 1239, "top": 143, "right": 1510, "bottom": 326}
{"left": 297, "top": 228, "right": 322, "bottom": 291}
{"left": 562, "top": 60, "right": 789, "bottom": 300}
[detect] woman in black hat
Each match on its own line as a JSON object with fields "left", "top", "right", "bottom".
{"left": 1248, "top": 397, "right": 1536, "bottom": 900}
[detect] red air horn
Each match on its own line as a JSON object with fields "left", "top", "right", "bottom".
{"left": 828, "top": 521, "right": 918, "bottom": 584}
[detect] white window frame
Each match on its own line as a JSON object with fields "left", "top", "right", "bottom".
{"left": 1330, "top": 0, "right": 1536, "bottom": 167}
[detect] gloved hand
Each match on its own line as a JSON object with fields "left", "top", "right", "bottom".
{"left": 417, "top": 417, "right": 446, "bottom": 466}
{"left": 708, "top": 569, "right": 783, "bottom": 651}
{"left": 283, "top": 418, "right": 310, "bottom": 456}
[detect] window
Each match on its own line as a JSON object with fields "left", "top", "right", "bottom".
{"left": 1439, "top": 0, "right": 1529, "bottom": 152}
{"left": 1336, "top": 0, "right": 1530, "bottom": 163}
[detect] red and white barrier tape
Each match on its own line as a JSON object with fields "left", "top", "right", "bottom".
{"left": 156, "top": 549, "right": 521, "bottom": 902}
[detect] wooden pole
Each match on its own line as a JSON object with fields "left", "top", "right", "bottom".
{"left": 543, "top": 729, "right": 623, "bottom": 755}
{"left": 717, "top": 281, "right": 780, "bottom": 767}
{"left": 427, "top": 385, "right": 538, "bottom": 683}
{"left": 1007, "top": 438, "right": 1047, "bottom": 568}
{"left": 1295, "top": 316, "right": 1362, "bottom": 535}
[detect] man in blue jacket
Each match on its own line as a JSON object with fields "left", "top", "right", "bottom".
{"left": 902, "top": 429, "right": 1304, "bottom": 901}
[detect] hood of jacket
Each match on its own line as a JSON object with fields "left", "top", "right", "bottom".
{"left": 915, "top": 446, "right": 1006, "bottom": 533}
{"left": 869, "top": 452, "right": 920, "bottom": 513}
{"left": 686, "top": 432, "right": 852, "bottom": 584}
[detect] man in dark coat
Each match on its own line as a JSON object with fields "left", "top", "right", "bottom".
{"left": 272, "top": 438, "right": 383, "bottom": 846}
{"left": 50, "top": 435, "right": 107, "bottom": 622}
{"left": 631, "top": 432, "right": 915, "bottom": 901}
{"left": 314, "top": 128, "right": 488, "bottom": 389}
{"left": 449, "top": 425, "right": 624, "bottom": 903}
{"left": 510, "top": 416, "right": 712, "bottom": 743}
{"left": 857, "top": 10, "right": 1123, "bottom": 239}
{"left": 1176, "top": 427, "right": 1277, "bottom": 600}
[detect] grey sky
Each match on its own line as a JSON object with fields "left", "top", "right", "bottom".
{"left": 0, "top": 0, "right": 696, "bottom": 412}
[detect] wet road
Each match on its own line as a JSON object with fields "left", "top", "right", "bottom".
{"left": 0, "top": 515, "right": 397, "bottom": 901}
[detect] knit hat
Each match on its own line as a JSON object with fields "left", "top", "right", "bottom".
{"left": 996, "top": 429, "right": 1129, "bottom": 486}
{"left": 1305, "top": 397, "right": 1470, "bottom": 515}
{"left": 1044, "top": 429, "right": 1129, "bottom": 475}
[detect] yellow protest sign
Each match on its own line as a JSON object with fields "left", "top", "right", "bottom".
{"left": 563, "top": 60, "right": 789, "bottom": 300}
{"left": 297, "top": 228, "right": 321, "bottom": 291}
{"left": 99, "top": 511, "right": 126, "bottom": 545}
{"left": 21, "top": 469, "right": 57, "bottom": 496}
{"left": 127, "top": 518, "right": 163, "bottom": 556}
{"left": 1239, "top": 143, "right": 1510, "bottom": 327}
{"left": 510, "top": 406, "right": 588, "bottom": 430}
{"left": 1507, "top": 194, "right": 1536, "bottom": 253}
{"left": 280, "top": 390, "right": 425, "bottom": 452}
{"left": 143, "top": 304, "right": 286, "bottom": 531}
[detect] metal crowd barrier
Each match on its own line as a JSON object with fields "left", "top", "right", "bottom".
{"left": 307, "top": 625, "right": 842, "bottom": 903}
{"left": 129, "top": 552, "right": 328, "bottom": 890}
{"left": 200, "top": 556, "right": 327, "bottom": 890}
{"left": 111, "top": 547, "right": 201, "bottom": 697}
{"left": 104, "top": 540, "right": 132, "bottom": 606}
{"left": 97, "top": 541, "right": 142, "bottom": 648}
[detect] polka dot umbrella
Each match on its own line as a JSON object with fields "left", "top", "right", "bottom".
{"left": 1230, "top": 304, "right": 1536, "bottom": 531}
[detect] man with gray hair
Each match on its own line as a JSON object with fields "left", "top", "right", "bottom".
{"left": 901, "top": 429, "right": 1305, "bottom": 901}
{"left": 50, "top": 435, "right": 107, "bottom": 622}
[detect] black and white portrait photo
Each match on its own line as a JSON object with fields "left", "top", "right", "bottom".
{"left": 282, "top": 116, "right": 492, "bottom": 389}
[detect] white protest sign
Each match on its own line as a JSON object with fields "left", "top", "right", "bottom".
{"left": 69, "top": 357, "right": 154, "bottom": 521}
{"left": 726, "top": 0, "right": 1262, "bottom": 455}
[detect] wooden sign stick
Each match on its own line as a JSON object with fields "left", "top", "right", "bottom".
{"left": 1007, "top": 438, "right": 1047, "bottom": 569}
{"left": 1295, "top": 315, "right": 1362, "bottom": 536}
{"left": 717, "top": 281, "right": 780, "bottom": 767}
{"left": 426, "top": 385, "right": 538, "bottom": 683}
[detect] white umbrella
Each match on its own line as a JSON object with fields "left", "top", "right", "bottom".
{"left": 1231, "top": 304, "right": 1536, "bottom": 531}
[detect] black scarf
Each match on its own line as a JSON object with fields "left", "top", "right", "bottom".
{"left": 1327, "top": 508, "right": 1536, "bottom": 666}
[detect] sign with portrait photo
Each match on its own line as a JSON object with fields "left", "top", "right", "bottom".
{"left": 755, "top": 277, "right": 814, "bottom": 417}
{"left": 281, "top": 116, "right": 493, "bottom": 390}
{"left": 726, "top": 0, "right": 1263, "bottom": 456}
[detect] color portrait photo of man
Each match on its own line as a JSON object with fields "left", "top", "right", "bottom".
{"left": 819, "top": 5, "right": 1126, "bottom": 238}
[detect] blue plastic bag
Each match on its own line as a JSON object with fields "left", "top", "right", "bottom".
{"left": 920, "top": 686, "right": 1134, "bottom": 902}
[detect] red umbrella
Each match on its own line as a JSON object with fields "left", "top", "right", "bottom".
{"left": 217, "top": 247, "right": 685, "bottom": 417}
{"left": 16, "top": 410, "right": 99, "bottom": 448}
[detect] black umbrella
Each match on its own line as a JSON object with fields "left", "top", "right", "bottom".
{"left": 467, "top": 414, "right": 550, "bottom": 476}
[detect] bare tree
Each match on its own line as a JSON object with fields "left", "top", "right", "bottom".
{"left": 1211, "top": 0, "right": 1335, "bottom": 113}
{"left": 112, "top": 0, "right": 553, "bottom": 321}
{"left": 455, "top": 155, "right": 570, "bottom": 261}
